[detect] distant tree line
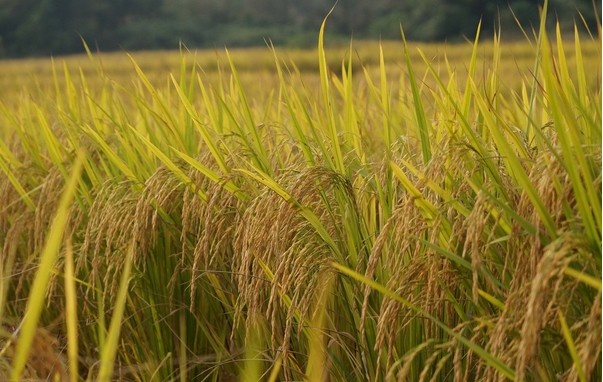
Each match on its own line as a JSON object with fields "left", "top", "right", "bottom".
{"left": 0, "top": 0, "right": 600, "bottom": 58}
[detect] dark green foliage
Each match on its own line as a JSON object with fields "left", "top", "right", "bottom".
{"left": 0, "top": 0, "right": 600, "bottom": 58}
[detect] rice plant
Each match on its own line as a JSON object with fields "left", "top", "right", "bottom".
{"left": 0, "top": 2, "right": 600, "bottom": 381}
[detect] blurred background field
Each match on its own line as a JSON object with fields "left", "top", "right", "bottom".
{"left": 1, "top": 37, "right": 600, "bottom": 105}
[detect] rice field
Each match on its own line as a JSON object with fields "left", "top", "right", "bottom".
{"left": 0, "top": 12, "right": 601, "bottom": 382}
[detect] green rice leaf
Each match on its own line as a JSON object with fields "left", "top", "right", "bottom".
{"left": 10, "top": 153, "right": 84, "bottom": 381}
{"left": 97, "top": 244, "right": 135, "bottom": 382}
{"left": 558, "top": 311, "right": 586, "bottom": 382}
{"left": 400, "top": 27, "right": 431, "bottom": 164}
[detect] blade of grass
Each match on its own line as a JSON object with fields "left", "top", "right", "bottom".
{"left": 563, "top": 267, "right": 601, "bottom": 290}
{"left": 81, "top": 124, "right": 140, "bottom": 183}
{"left": 305, "top": 272, "right": 333, "bottom": 381}
{"left": 400, "top": 27, "right": 431, "bottom": 164}
{"left": 64, "top": 238, "right": 78, "bottom": 382}
{"left": 178, "top": 310, "right": 187, "bottom": 382}
{"left": 477, "top": 289, "right": 506, "bottom": 311}
{"left": 341, "top": 40, "right": 364, "bottom": 162}
{"left": 558, "top": 311, "right": 586, "bottom": 382}
{"left": 522, "top": 0, "right": 549, "bottom": 142}
{"left": 171, "top": 147, "right": 248, "bottom": 201}
{"left": 398, "top": 158, "right": 471, "bottom": 218}
{"left": 10, "top": 152, "right": 84, "bottom": 381}
{"left": 97, "top": 243, "right": 135, "bottom": 382}
{"left": 241, "top": 316, "right": 264, "bottom": 382}
{"left": 267, "top": 355, "right": 283, "bottom": 382}
{"left": 462, "top": 19, "right": 482, "bottom": 116}
{"left": 390, "top": 161, "right": 437, "bottom": 220}
{"left": 318, "top": 6, "right": 345, "bottom": 174}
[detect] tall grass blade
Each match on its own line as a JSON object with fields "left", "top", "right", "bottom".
{"left": 564, "top": 267, "right": 602, "bottom": 290}
{"left": 318, "top": 6, "right": 345, "bottom": 173}
{"left": 63, "top": 238, "right": 78, "bottom": 382}
{"left": 558, "top": 311, "right": 587, "bottom": 382}
{"left": 305, "top": 273, "right": 333, "bottom": 381}
{"left": 10, "top": 153, "right": 84, "bottom": 381}
{"left": 400, "top": 27, "right": 431, "bottom": 164}
{"left": 241, "top": 317, "right": 264, "bottom": 382}
{"left": 172, "top": 147, "right": 248, "bottom": 200}
{"left": 97, "top": 243, "right": 135, "bottom": 382}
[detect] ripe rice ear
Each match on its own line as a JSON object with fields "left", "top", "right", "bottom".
{"left": 81, "top": 180, "right": 139, "bottom": 300}
{"left": 565, "top": 290, "right": 602, "bottom": 381}
{"left": 133, "top": 165, "right": 185, "bottom": 264}
{"left": 515, "top": 233, "right": 576, "bottom": 379}
{"left": 180, "top": 152, "right": 248, "bottom": 310}
{"left": 1, "top": 326, "right": 67, "bottom": 381}
{"left": 233, "top": 166, "right": 356, "bottom": 376}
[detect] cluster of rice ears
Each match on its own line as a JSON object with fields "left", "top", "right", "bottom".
{"left": 0, "top": 5, "right": 601, "bottom": 382}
